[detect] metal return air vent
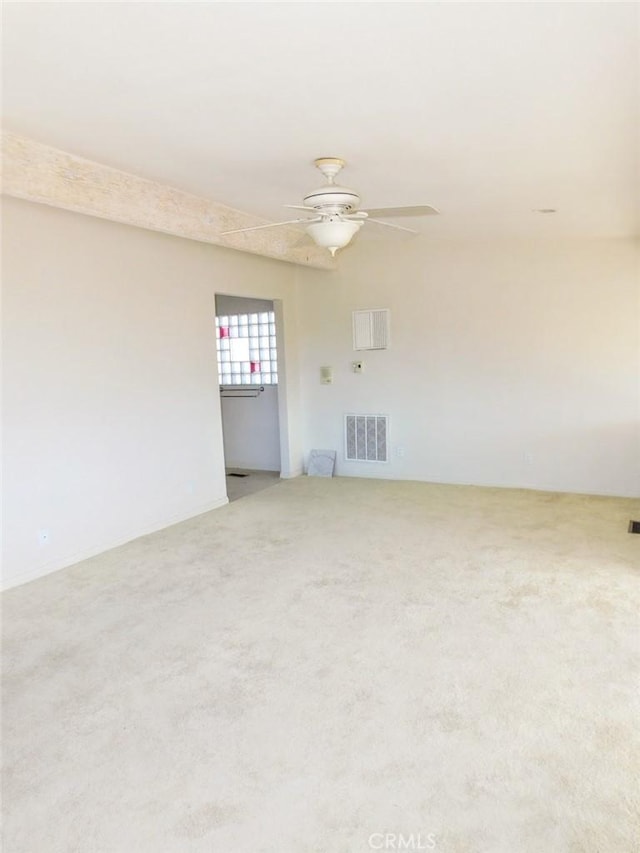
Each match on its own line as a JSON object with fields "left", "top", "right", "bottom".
{"left": 353, "top": 309, "right": 390, "bottom": 350}
{"left": 345, "top": 414, "right": 389, "bottom": 462}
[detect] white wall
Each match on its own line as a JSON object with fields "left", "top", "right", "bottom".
{"left": 296, "top": 237, "right": 640, "bottom": 497}
{"left": 2, "top": 198, "right": 300, "bottom": 588}
{"left": 220, "top": 387, "right": 281, "bottom": 471}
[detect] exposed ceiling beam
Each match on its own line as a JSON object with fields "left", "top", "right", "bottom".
{"left": 1, "top": 132, "right": 335, "bottom": 271}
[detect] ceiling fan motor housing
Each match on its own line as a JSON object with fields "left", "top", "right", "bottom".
{"left": 303, "top": 185, "right": 361, "bottom": 214}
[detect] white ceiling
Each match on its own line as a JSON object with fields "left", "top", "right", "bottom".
{"left": 3, "top": 2, "right": 639, "bottom": 239}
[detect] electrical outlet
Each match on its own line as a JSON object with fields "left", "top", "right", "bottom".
{"left": 37, "top": 529, "right": 50, "bottom": 546}
{"left": 352, "top": 361, "right": 364, "bottom": 373}
{"left": 396, "top": 446, "right": 406, "bottom": 458}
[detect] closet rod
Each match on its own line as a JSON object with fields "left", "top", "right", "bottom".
{"left": 220, "top": 385, "right": 265, "bottom": 399}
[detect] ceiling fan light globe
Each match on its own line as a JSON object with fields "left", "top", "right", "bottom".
{"left": 306, "top": 220, "right": 361, "bottom": 254}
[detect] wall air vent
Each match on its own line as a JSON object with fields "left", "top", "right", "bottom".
{"left": 353, "top": 309, "right": 390, "bottom": 350}
{"left": 345, "top": 414, "right": 389, "bottom": 463}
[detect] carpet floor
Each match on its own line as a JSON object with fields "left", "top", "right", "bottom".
{"left": 2, "top": 476, "right": 639, "bottom": 853}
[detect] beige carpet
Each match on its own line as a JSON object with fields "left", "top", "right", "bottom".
{"left": 2, "top": 477, "right": 639, "bottom": 852}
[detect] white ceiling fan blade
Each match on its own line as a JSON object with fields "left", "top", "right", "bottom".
{"left": 366, "top": 218, "right": 419, "bottom": 234}
{"left": 363, "top": 205, "right": 439, "bottom": 218}
{"left": 284, "top": 204, "right": 321, "bottom": 213}
{"left": 220, "top": 218, "right": 319, "bottom": 236}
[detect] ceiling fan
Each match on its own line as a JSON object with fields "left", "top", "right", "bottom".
{"left": 220, "top": 157, "right": 439, "bottom": 256}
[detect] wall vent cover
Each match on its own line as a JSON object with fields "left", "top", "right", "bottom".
{"left": 345, "top": 414, "right": 389, "bottom": 462}
{"left": 353, "top": 309, "right": 390, "bottom": 350}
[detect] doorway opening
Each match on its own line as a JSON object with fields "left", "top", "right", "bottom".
{"left": 215, "top": 294, "right": 282, "bottom": 502}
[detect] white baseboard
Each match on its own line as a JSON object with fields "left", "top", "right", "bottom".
{"left": 280, "top": 467, "right": 303, "bottom": 480}
{"left": 1, "top": 496, "right": 229, "bottom": 592}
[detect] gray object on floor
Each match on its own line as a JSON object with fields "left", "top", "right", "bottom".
{"left": 307, "top": 449, "right": 337, "bottom": 477}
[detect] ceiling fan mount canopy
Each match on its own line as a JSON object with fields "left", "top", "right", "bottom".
{"left": 313, "top": 157, "right": 346, "bottom": 182}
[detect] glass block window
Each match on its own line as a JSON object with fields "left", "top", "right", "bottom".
{"left": 216, "top": 311, "right": 278, "bottom": 385}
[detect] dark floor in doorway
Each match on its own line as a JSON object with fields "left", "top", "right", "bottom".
{"left": 225, "top": 469, "right": 280, "bottom": 502}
